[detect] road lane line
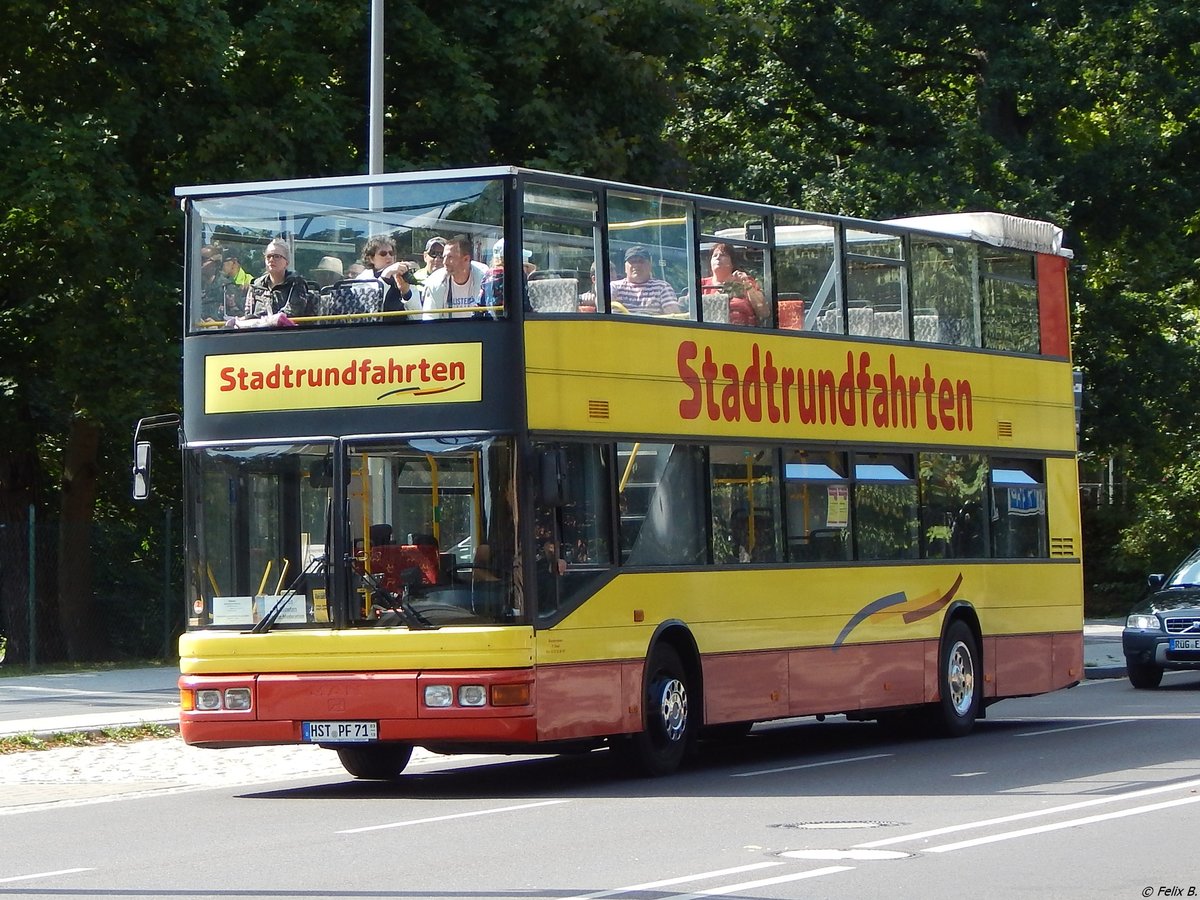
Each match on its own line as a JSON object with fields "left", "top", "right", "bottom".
{"left": 1013, "top": 719, "right": 1133, "bottom": 737}
{"left": 857, "top": 775, "right": 1200, "bottom": 848}
{"left": 732, "top": 753, "right": 893, "bottom": 778}
{"left": 0, "top": 868, "right": 93, "bottom": 884}
{"left": 993, "top": 720, "right": 1200, "bottom": 724}
{"left": 561, "top": 862, "right": 783, "bottom": 900}
{"left": 926, "top": 793, "right": 1200, "bottom": 853}
{"left": 677, "top": 866, "right": 854, "bottom": 897}
{"left": 337, "top": 799, "right": 569, "bottom": 833}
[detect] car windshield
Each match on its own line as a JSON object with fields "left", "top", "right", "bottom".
{"left": 1166, "top": 550, "right": 1200, "bottom": 587}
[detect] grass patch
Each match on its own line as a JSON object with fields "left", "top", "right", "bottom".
{"left": 0, "top": 723, "right": 177, "bottom": 754}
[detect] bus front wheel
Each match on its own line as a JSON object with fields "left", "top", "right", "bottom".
{"left": 933, "top": 620, "right": 980, "bottom": 737}
{"left": 335, "top": 743, "right": 414, "bottom": 780}
{"left": 617, "top": 643, "right": 695, "bottom": 777}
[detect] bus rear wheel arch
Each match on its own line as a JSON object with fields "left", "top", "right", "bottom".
{"left": 615, "top": 640, "right": 700, "bottom": 777}
{"left": 933, "top": 618, "right": 982, "bottom": 737}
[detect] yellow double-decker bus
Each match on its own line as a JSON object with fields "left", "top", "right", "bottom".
{"left": 168, "top": 167, "right": 1081, "bottom": 779}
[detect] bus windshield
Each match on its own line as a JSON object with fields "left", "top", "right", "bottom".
{"left": 185, "top": 436, "right": 518, "bottom": 629}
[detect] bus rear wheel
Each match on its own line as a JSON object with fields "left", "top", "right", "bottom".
{"left": 933, "top": 620, "right": 980, "bottom": 737}
{"left": 335, "top": 743, "right": 414, "bottom": 780}
{"left": 617, "top": 644, "right": 695, "bottom": 777}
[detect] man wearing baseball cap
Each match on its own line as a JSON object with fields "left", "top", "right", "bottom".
{"left": 412, "top": 236, "right": 447, "bottom": 286}
{"left": 610, "top": 246, "right": 681, "bottom": 315}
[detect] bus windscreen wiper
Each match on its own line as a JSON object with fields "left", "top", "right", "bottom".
{"left": 249, "top": 555, "right": 325, "bottom": 635}
{"left": 358, "top": 566, "right": 439, "bottom": 630}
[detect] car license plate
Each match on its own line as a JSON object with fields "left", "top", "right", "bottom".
{"left": 302, "top": 721, "right": 378, "bottom": 743}
{"left": 1169, "top": 638, "right": 1200, "bottom": 651}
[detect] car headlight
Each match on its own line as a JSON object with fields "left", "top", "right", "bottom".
{"left": 1126, "top": 613, "right": 1162, "bottom": 630}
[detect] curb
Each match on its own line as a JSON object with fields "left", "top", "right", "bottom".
{"left": 1084, "top": 664, "right": 1126, "bottom": 680}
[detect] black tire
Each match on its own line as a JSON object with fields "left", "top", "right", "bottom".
{"left": 617, "top": 643, "right": 696, "bottom": 777}
{"left": 1127, "top": 661, "right": 1163, "bottom": 689}
{"left": 335, "top": 743, "right": 414, "bottom": 780}
{"left": 702, "top": 721, "right": 754, "bottom": 742}
{"left": 933, "top": 620, "right": 981, "bottom": 738}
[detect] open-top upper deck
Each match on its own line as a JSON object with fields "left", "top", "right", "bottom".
{"left": 178, "top": 167, "right": 1072, "bottom": 446}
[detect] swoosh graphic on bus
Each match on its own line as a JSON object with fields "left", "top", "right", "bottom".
{"left": 901, "top": 573, "right": 964, "bottom": 624}
{"left": 376, "top": 381, "right": 465, "bottom": 401}
{"left": 833, "top": 573, "right": 964, "bottom": 648}
{"left": 833, "top": 592, "right": 907, "bottom": 649}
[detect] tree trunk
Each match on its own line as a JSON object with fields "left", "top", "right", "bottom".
{"left": 57, "top": 415, "right": 102, "bottom": 662}
{"left": 0, "top": 449, "right": 41, "bottom": 665}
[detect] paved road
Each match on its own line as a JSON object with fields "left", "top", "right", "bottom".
{"left": 0, "top": 666, "right": 179, "bottom": 737}
{"left": 3, "top": 673, "right": 1198, "bottom": 900}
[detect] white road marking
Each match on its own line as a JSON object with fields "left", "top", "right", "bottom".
{"left": 677, "top": 865, "right": 855, "bottom": 897}
{"left": 732, "top": 753, "right": 893, "bottom": 778}
{"left": 926, "top": 793, "right": 1200, "bottom": 853}
{"left": 857, "top": 775, "right": 1200, "bottom": 848}
{"left": 1013, "top": 719, "right": 1132, "bottom": 737}
{"left": 0, "top": 685, "right": 165, "bottom": 697}
{"left": 336, "top": 799, "right": 569, "bottom": 833}
{"left": 998, "top": 720, "right": 1200, "bottom": 724}
{"left": 0, "top": 868, "right": 93, "bottom": 884}
{"left": 562, "top": 862, "right": 783, "bottom": 900}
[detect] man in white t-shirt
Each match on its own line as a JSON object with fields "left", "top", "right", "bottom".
{"left": 420, "top": 235, "right": 490, "bottom": 320}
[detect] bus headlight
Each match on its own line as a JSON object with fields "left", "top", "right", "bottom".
{"left": 195, "top": 690, "right": 222, "bottom": 711}
{"left": 457, "top": 685, "right": 487, "bottom": 707}
{"left": 224, "top": 688, "right": 252, "bottom": 710}
{"left": 424, "top": 685, "right": 453, "bottom": 707}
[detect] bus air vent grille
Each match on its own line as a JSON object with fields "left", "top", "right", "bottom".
{"left": 1050, "top": 536, "right": 1075, "bottom": 557}
{"left": 997, "top": 420, "right": 1014, "bottom": 439}
{"left": 588, "top": 400, "right": 610, "bottom": 419}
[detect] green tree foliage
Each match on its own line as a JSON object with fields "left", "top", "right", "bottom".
{"left": 670, "top": 0, "right": 1200, "bottom": 601}
{"left": 0, "top": 0, "right": 713, "bottom": 663}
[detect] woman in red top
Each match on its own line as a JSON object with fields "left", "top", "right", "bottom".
{"left": 700, "top": 243, "right": 769, "bottom": 325}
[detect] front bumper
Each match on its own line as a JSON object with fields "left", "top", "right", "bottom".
{"left": 1122, "top": 629, "right": 1200, "bottom": 670}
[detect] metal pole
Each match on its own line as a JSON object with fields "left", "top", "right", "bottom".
{"left": 163, "top": 507, "right": 173, "bottom": 659}
{"left": 368, "top": 0, "right": 384, "bottom": 176}
{"left": 27, "top": 504, "right": 35, "bottom": 668}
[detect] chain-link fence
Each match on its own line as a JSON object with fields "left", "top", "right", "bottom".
{"left": 0, "top": 504, "right": 183, "bottom": 668}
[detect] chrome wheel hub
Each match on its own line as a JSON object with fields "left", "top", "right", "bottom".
{"left": 657, "top": 677, "right": 688, "bottom": 742}
{"left": 947, "top": 640, "right": 975, "bottom": 716}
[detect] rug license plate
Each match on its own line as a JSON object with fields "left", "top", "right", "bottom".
{"left": 1169, "top": 638, "right": 1200, "bottom": 651}
{"left": 302, "top": 721, "right": 378, "bottom": 742}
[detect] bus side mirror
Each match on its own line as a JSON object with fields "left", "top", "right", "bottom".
{"left": 132, "top": 441, "right": 152, "bottom": 500}
{"left": 537, "top": 448, "right": 568, "bottom": 507}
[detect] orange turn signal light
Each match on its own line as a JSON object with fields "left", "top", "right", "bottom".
{"left": 490, "top": 683, "right": 531, "bottom": 707}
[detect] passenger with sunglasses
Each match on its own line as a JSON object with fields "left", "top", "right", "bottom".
{"left": 356, "top": 234, "right": 417, "bottom": 312}
{"left": 411, "top": 236, "right": 447, "bottom": 287}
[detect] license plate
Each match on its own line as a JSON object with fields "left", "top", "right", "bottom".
{"left": 302, "top": 721, "right": 378, "bottom": 742}
{"left": 1169, "top": 638, "right": 1200, "bottom": 651}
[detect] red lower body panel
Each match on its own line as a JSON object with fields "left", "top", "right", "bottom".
{"left": 179, "top": 631, "right": 1083, "bottom": 748}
